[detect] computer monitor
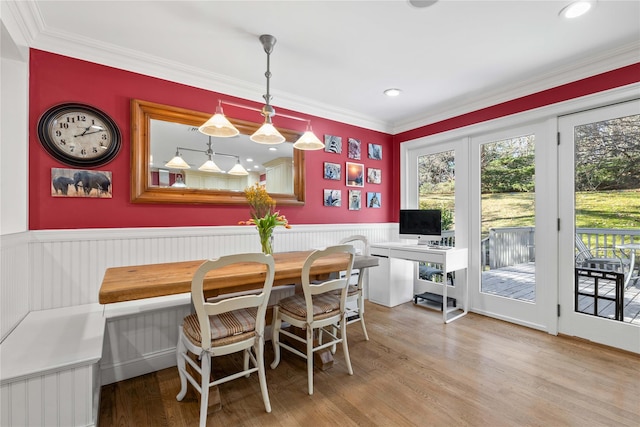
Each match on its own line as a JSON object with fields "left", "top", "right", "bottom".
{"left": 399, "top": 209, "right": 442, "bottom": 245}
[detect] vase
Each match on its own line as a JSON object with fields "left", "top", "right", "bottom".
{"left": 259, "top": 228, "right": 274, "bottom": 255}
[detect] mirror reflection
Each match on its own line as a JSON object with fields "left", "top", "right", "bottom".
{"left": 130, "top": 99, "right": 305, "bottom": 206}
{"left": 150, "top": 120, "right": 295, "bottom": 194}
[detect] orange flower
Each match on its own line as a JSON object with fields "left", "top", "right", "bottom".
{"left": 239, "top": 184, "right": 291, "bottom": 254}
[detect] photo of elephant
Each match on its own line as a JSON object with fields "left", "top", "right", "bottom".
{"left": 51, "top": 168, "right": 112, "bottom": 198}
{"left": 52, "top": 176, "right": 74, "bottom": 195}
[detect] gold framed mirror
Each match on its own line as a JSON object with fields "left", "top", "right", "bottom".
{"left": 131, "top": 99, "right": 305, "bottom": 205}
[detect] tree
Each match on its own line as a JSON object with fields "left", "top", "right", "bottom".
{"left": 480, "top": 136, "right": 535, "bottom": 194}
{"left": 575, "top": 114, "right": 640, "bottom": 191}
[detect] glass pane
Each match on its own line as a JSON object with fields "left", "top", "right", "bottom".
{"left": 480, "top": 135, "right": 536, "bottom": 302}
{"left": 417, "top": 150, "right": 455, "bottom": 283}
{"left": 574, "top": 114, "right": 640, "bottom": 323}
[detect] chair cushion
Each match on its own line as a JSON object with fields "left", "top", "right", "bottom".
{"left": 332, "top": 285, "right": 359, "bottom": 297}
{"left": 182, "top": 307, "right": 257, "bottom": 347}
{"left": 278, "top": 293, "right": 340, "bottom": 320}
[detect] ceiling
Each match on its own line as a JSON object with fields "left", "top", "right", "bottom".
{"left": 4, "top": 1, "right": 640, "bottom": 133}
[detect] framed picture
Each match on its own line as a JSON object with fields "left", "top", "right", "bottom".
{"left": 368, "top": 143, "right": 382, "bottom": 160}
{"left": 367, "top": 192, "right": 381, "bottom": 208}
{"left": 324, "top": 135, "right": 342, "bottom": 153}
{"left": 324, "top": 162, "right": 341, "bottom": 180}
{"left": 51, "top": 168, "right": 113, "bottom": 198}
{"left": 347, "top": 137, "right": 361, "bottom": 160}
{"left": 348, "top": 190, "right": 361, "bottom": 211}
{"left": 323, "top": 189, "right": 342, "bottom": 207}
{"left": 367, "top": 168, "right": 381, "bottom": 184}
{"left": 346, "top": 162, "right": 364, "bottom": 187}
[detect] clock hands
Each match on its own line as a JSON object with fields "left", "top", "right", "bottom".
{"left": 75, "top": 129, "right": 106, "bottom": 137}
{"left": 74, "top": 125, "right": 105, "bottom": 138}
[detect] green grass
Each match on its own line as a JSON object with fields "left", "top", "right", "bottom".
{"left": 575, "top": 190, "right": 640, "bottom": 229}
{"left": 420, "top": 189, "right": 640, "bottom": 237}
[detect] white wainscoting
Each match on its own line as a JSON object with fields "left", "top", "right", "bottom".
{"left": 23, "top": 223, "right": 393, "bottom": 384}
{"left": 1, "top": 232, "right": 30, "bottom": 341}
{"left": 1, "top": 363, "right": 100, "bottom": 427}
{"left": 28, "top": 223, "right": 393, "bottom": 310}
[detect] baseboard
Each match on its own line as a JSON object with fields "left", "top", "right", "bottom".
{"left": 101, "top": 348, "right": 178, "bottom": 385}
{"left": 470, "top": 309, "right": 548, "bottom": 332}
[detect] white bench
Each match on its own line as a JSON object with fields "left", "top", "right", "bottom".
{"left": 100, "top": 285, "right": 296, "bottom": 385}
{"left": 0, "top": 304, "right": 105, "bottom": 427}
{"left": 0, "top": 286, "right": 297, "bottom": 426}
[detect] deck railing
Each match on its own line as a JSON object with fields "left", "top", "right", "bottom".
{"left": 481, "top": 227, "right": 535, "bottom": 269}
{"left": 440, "top": 230, "right": 455, "bottom": 247}
{"left": 576, "top": 228, "right": 640, "bottom": 248}
{"left": 480, "top": 227, "right": 640, "bottom": 270}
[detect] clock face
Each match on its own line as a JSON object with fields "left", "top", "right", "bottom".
{"left": 37, "top": 103, "right": 121, "bottom": 167}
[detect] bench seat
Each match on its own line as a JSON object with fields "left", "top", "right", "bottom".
{"left": 0, "top": 303, "right": 105, "bottom": 427}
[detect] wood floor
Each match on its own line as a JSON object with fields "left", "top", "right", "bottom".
{"left": 99, "top": 301, "right": 640, "bottom": 427}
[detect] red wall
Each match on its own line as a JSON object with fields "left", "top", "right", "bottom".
{"left": 29, "top": 50, "right": 394, "bottom": 229}
{"left": 29, "top": 50, "right": 639, "bottom": 230}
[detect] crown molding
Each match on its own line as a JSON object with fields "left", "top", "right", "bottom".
{"left": 392, "top": 40, "right": 640, "bottom": 134}
{"left": 7, "top": 1, "right": 638, "bottom": 135}
{"left": 1, "top": 0, "right": 39, "bottom": 61}
{"left": 11, "top": 1, "right": 390, "bottom": 133}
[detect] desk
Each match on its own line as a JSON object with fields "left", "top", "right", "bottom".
{"left": 369, "top": 242, "right": 468, "bottom": 323}
{"left": 100, "top": 251, "right": 379, "bottom": 304}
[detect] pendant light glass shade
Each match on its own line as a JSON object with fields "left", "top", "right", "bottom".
{"left": 227, "top": 159, "right": 249, "bottom": 175}
{"left": 198, "top": 159, "right": 222, "bottom": 173}
{"left": 293, "top": 125, "right": 324, "bottom": 150}
{"left": 165, "top": 152, "right": 190, "bottom": 169}
{"left": 250, "top": 121, "right": 286, "bottom": 144}
{"left": 198, "top": 103, "right": 240, "bottom": 137}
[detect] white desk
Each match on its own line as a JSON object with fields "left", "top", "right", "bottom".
{"left": 369, "top": 242, "right": 468, "bottom": 323}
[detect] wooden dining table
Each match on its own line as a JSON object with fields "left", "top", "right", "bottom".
{"left": 99, "top": 250, "right": 378, "bottom": 413}
{"left": 99, "top": 250, "right": 378, "bottom": 304}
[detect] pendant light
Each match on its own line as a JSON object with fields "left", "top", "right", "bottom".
{"left": 228, "top": 158, "right": 249, "bottom": 175}
{"left": 197, "top": 137, "right": 223, "bottom": 172}
{"left": 198, "top": 34, "right": 324, "bottom": 150}
{"left": 198, "top": 100, "right": 240, "bottom": 137}
{"left": 250, "top": 35, "right": 286, "bottom": 145}
{"left": 165, "top": 149, "right": 190, "bottom": 169}
{"left": 293, "top": 123, "right": 325, "bottom": 150}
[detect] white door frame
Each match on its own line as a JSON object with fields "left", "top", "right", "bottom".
{"left": 468, "top": 120, "right": 554, "bottom": 332}
{"left": 400, "top": 83, "right": 639, "bottom": 349}
{"left": 558, "top": 99, "right": 640, "bottom": 353}
{"left": 402, "top": 139, "right": 469, "bottom": 304}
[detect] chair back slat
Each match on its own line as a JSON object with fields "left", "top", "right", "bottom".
{"left": 339, "top": 235, "right": 369, "bottom": 256}
{"left": 575, "top": 234, "right": 591, "bottom": 256}
{"left": 191, "top": 253, "right": 275, "bottom": 351}
{"left": 301, "top": 244, "right": 355, "bottom": 322}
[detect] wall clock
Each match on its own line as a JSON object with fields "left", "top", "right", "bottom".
{"left": 37, "top": 103, "right": 121, "bottom": 168}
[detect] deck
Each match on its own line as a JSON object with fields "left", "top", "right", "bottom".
{"left": 482, "top": 262, "right": 640, "bottom": 324}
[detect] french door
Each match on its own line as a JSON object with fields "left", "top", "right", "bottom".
{"left": 469, "top": 121, "right": 553, "bottom": 331}
{"left": 558, "top": 100, "right": 640, "bottom": 353}
{"left": 403, "top": 139, "right": 469, "bottom": 307}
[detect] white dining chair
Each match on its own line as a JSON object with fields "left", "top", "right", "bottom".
{"left": 176, "top": 253, "right": 275, "bottom": 427}
{"left": 339, "top": 235, "right": 370, "bottom": 340}
{"left": 270, "top": 244, "right": 355, "bottom": 395}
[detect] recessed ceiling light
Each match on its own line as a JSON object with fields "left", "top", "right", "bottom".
{"left": 559, "top": 1, "right": 594, "bottom": 19}
{"left": 268, "top": 147, "right": 277, "bottom": 151}
{"left": 246, "top": 158, "right": 253, "bottom": 162}
{"left": 384, "top": 88, "right": 402, "bottom": 97}
{"left": 408, "top": 0, "right": 438, "bottom": 8}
